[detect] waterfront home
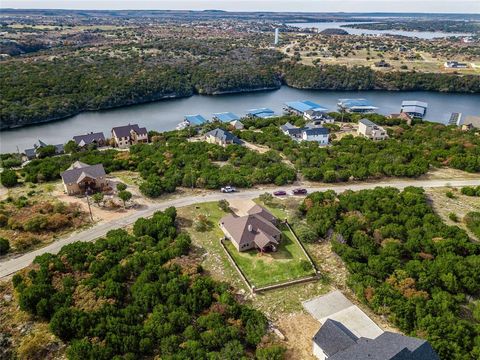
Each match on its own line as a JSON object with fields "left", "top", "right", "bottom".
{"left": 111, "top": 124, "right": 148, "bottom": 149}
{"left": 220, "top": 205, "right": 281, "bottom": 252}
{"left": 284, "top": 100, "right": 328, "bottom": 116}
{"left": 459, "top": 115, "right": 480, "bottom": 130}
{"left": 280, "top": 122, "right": 329, "bottom": 144}
{"left": 61, "top": 161, "right": 107, "bottom": 195}
{"left": 304, "top": 109, "right": 334, "bottom": 124}
{"left": 246, "top": 108, "right": 276, "bottom": 119}
{"left": 444, "top": 61, "right": 468, "bottom": 69}
{"left": 23, "top": 140, "right": 64, "bottom": 160}
{"left": 212, "top": 112, "right": 240, "bottom": 123}
{"left": 338, "top": 99, "right": 378, "bottom": 113}
{"left": 401, "top": 101, "right": 428, "bottom": 119}
{"left": 388, "top": 112, "right": 413, "bottom": 125}
{"left": 302, "top": 127, "right": 329, "bottom": 145}
{"left": 73, "top": 132, "right": 106, "bottom": 148}
{"left": 313, "top": 319, "right": 439, "bottom": 360}
{"left": 205, "top": 128, "right": 242, "bottom": 147}
{"left": 230, "top": 120, "right": 244, "bottom": 130}
{"left": 357, "top": 119, "right": 388, "bottom": 140}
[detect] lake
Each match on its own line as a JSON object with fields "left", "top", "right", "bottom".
{"left": 287, "top": 22, "right": 472, "bottom": 39}
{"left": 1, "top": 86, "right": 479, "bottom": 153}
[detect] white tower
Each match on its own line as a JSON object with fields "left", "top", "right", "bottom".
{"left": 274, "top": 28, "right": 279, "bottom": 45}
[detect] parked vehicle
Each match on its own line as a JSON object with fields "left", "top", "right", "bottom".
{"left": 292, "top": 188, "right": 307, "bottom": 195}
{"left": 221, "top": 186, "right": 236, "bottom": 193}
{"left": 273, "top": 190, "right": 287, "bottom": 196}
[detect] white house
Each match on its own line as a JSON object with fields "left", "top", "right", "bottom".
{"left": 302, "top": 127, "right": 329, "bottom": 145}
{"left": 357, "top": 119, "right": 388, "bottom": 141}
{"left": 304, "top": 109, "right": 335, "bottom": 124}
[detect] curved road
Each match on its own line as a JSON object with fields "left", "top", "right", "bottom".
{"left": 1, "top": 178, "right": 479, "bottom": 278}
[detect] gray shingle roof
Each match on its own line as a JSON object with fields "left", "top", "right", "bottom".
{"left": 359, "top": 118, "right": 377, "bottom": 127}
{"left": 247, "top": 204, "right": 276, "bottom": 223}
{"left": 303, "top": 127, "right": 329, "bottom": 136}
{"left": 61, "top": 161, "right": 106, "bottom": 184}
{"left": 112, "top": 124, "right": 147, "bottom": 138}
{"left": 73, "top": 132, "right": 106, "bottom": 146}
{"left": 206, "top": 128, "right": 241, "bottom": 144}
{"left": 313, "top": 319, "right": 358, "bottom": 357}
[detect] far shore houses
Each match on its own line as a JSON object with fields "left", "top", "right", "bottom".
{"left": 111, "top": 124, "right": 148, "bottom": 148}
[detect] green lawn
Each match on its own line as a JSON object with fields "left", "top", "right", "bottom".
{"left": 224, "top": 225, "right": 315, "bottom": 287}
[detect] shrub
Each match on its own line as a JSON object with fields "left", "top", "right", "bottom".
{"left": 218, "top": 199, "right": 229, "bottom": 212}
{"left": 1, "top": 169, "right": 18, "bottom": 187}
{"left": 445, "top": 191, "right": 455, "bottom": 199}
{"left": 23, "top": 215, "right": 49, "bottom": 232}
{"left": 448, "top": 213, "right": 458, "bottom": 222}
{"left": 294, "top": 224, "right": 318, "bottom": 243}
{"left": 116, "top": 183, "right": 127, "bottom": 191}
{"left": 256, "top": 345, "right": 286, "bottom": 360}
{"left": 464, "top": 211, "right": 480, "bottom": 238}
{"left": 0, "top": 237, "right": 10, "bottom": 255}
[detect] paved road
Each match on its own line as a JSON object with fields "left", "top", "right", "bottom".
{"left": 1, "top": 178, "right": 479, "bottom": 278}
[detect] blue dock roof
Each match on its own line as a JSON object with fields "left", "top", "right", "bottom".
{"left": 247, "top": 108, "right": 276, "bottom": 118}
{"left": 212, "top": 112, "right": 240, "bottom": 122}
{"left": 285, "top": 100, "right": 328, "bottom": 113}
{"left": 338, "top": 99, "right": 378, "bottom": 110}
{"left": 185, "top": 114, "right": 207, "bottom": 125}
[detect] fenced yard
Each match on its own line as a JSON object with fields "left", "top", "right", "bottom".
{"left": 223, "top": 225, "right": 316, "bottom": 288}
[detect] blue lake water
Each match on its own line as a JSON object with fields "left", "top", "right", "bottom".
{"left": 287, "top": 22, "right": 472, "bottom": 39}
{"left": 1, "top": 86, "right": 479, "bottom": 153}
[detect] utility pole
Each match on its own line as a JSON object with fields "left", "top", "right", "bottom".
{"left": 85, "top": 191, "right": 93, "bottom": 222}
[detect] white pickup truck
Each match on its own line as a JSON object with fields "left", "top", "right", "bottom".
{"left": 221, "top": 186, "right": 236, "bottom": 193}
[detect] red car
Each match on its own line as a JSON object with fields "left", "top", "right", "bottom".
{"left": 292, "top": 188, "right": 308, "bottom": 195}
{"left": 273, "top": 190, "right": 287, "bottom": 196}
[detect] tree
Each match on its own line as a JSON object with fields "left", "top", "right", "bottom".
{"left": 0, "top": 237, "right": 10, "bottom": 255}
{"left": 64, "top": 140, "right": 79, "bottom": 154}
{"left": 256, "top": 345, "right": 286, "bottom": 360}
{"left": 36, "top": 145, "right": 56, "bottom": 159}
{"left": 116, "top": 183, "right": 127, "bottom": 191}
{"left": 92, "top": 192, "right": 104, "bottom": 207}
{"left": 118, "top": 190, "right": 132, "bottom": 209}
{"left": 1, "top": 169, "right": 18, "bottom": 187}
{"left": 218, "top": 199, "right": 229, "bottom": 212}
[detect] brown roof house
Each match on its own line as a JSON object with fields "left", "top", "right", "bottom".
{"left": 220, "top": 205, "right": 282, "bottom": 252}
{"left": 61, "top": 161, "right": 107, "bottom": 195}
{"left": 111, "top": 124, "right": 148, "bottom": 149}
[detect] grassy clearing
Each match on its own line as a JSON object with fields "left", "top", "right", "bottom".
{"left": 176, "top": 202, "right": 247, "bottom": 291}
{"left": 224, "top": 225, "right": 314, "bottom": 287}
{"left": 426, "top": 187, "right": 480, "bottom": 241}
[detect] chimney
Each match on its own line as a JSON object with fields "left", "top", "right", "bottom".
{"left": 248, "top": 224, "right": 253, "bottom": 232}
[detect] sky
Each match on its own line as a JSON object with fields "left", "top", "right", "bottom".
{"left": 1, "top": 0, "right": 480, "bottom": 14}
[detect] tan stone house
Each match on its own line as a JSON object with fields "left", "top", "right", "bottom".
{"left": 205, "top": 128, "right": 242, "bottom": 147}
{"left": 220, "top": 205, "right": 282, "bottom": 252}
{"left": 61, "top": 161, "right": 107, "bottom": 195}
{"left": 111, "top": 124, "right": 148, "bottom": 148}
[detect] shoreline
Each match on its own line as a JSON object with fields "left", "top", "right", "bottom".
{"left": 1, "top": 84, "right": 478, "bottom": 132}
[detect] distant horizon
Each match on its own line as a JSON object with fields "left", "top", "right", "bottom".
{"left": 1, "top": 8, "right": 479, "bottom": 15}
{"left": 1, "top": 1, "right": 479, "bottom": 14}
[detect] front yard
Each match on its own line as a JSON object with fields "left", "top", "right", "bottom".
{"left": 224, "top": 226, "right": 314, "bottom": 287}
{"left": 177, "top": 200, "right": 315, "bottom": 289}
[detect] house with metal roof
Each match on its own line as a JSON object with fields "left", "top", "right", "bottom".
{"left": 357, "top": 119, "right": 388, "bottom": 140}
{"left": 220, "top": 205, "right": 281, "bottom": 252}
{"left": 337, "top": 99, "right": 378, "bottom": 113}
{"left": 73, "top": 132, "right": 106, "bottom": 148}
{"left": 205, "top": 128, "right": 242, "bottom": 147}
{"left": 401, "top": 101, "right": 428, "bottom": 119}
{"left": 312, "top": 319, "right": 439, "bottom": 360}
{"left": 246, "top": 108, "right": 276, "bottom": 119}
{"left": 285, "top": 100, "right": 328, "bottom": 115}
{"left": 212, "top": 112, "right": 240, "bottom": 123}
{"left": 111, "top": 124, "right": 148, "bottom": 149}
{"left": 60, "top": 161, "right": 108, "bottom": 195}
